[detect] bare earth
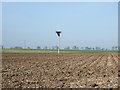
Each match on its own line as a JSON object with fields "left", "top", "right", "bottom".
{"left": 2, "top": 53, "right": 119, "bottom": 88}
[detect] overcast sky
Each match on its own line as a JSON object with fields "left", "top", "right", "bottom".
{"left": 2, "top": 2, "right": 118, "bottom": 49}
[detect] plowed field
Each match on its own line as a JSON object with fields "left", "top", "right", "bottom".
{"left": 2, "top": 52, "right": 119, "bottom": 88}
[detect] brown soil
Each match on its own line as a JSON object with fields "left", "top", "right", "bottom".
{"left": 2, "top": 53, "right": 118, "bottom": 88}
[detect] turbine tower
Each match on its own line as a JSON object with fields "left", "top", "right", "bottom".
{"left": 56, "top": 30, "right": 61, "bottom": 54}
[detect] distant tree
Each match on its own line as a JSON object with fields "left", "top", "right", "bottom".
{"left": 115, "top": 46, "right": 118, "bottom": 50}
{"left": 37, "top": 46, "right": 41, "bottom": 49}
{"left": 111, "top": 46, "right": 118, "bottom": 51}
{"left": 72, "top": 46, "right": 79, "bottom": 50}
{"left": 0, "top": 45, "right": 3, "bottom": 49}
{"left": 112, "top": 46, "right": 115, "bottom": 50}
{"left": 52, "top": 46, "right": 55, "bottom": 50}
{"left": 85, "top": 47, "right": 92, "bottom": 50}
{"left": 27, "top": 47, "right": 31, "bottom": 49}
{"left": 56, "top": 46, "right": 58, "bottom": 50}
{"left": 105, "top": 48, "right": 108, "bottom": 51}
{"left": 85, "top": 47, "right": 89, "bottom": 50}
{"left": 44, "top": 46, "right": 48, "bottom": 50}
{"left": 101, "top": 48, "right": 105, "bottom": 51}
{"left": 51, "top": 46, "right": 58, "bottom": 50}
{"left": 14, "top": 46, "right": 23, "bottom": 49}
{"left": 89, "top": 47, "right": 92, "bottom": 50}
{"left": 95, "top": 47, "right": 101, "bottom": 50}
{"left": 64, "top": 46, "right": 70, "bottom": 50}
{"left": 80, "top": 47, "right": 84, "bottom": 50}
{"left": 2, "top": 45, "right": 4, "bottom": 49}
{"left": 10, "top": 47, "right": 14, "bottom": 49}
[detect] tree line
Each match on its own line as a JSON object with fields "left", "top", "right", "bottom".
{"left": 1, "top": 45, "right": 119, "bottom": 51}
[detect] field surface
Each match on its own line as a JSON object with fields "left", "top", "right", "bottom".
{"left": 2, "top": 49, "right": 119, "bottom": 88}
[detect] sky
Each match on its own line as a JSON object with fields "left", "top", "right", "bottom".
{"left": 1, "top": 0, "right": 120, "bottom": 2}
{"left": 2, "top": 2, "right": 118, "bottom": 49}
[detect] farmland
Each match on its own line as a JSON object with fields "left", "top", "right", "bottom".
{"left": 1, "top": 49, "right": 119, "bottom": 88}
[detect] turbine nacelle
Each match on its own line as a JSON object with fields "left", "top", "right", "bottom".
{"left": 56, "top": 30, "right": 61, "bottom": 37}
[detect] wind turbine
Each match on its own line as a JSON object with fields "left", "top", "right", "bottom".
{"left": 56, "top": 30, "right": 62, "bottom": 54}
